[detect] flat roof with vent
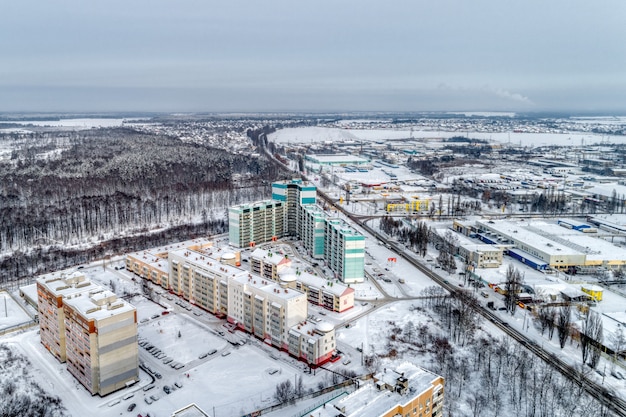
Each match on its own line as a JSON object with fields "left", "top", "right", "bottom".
{"left": 232, "top": 274, "right": 304, "bottom": 301}
{"left": 36, "top": 273, "right": 101, "bottom": 300}
{"left": 64, "top": 289, "right": 135, "bottom": 320}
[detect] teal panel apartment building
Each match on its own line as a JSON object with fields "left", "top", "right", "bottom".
{"left": 229, "top": 179, "right": 364, "bottom": 283}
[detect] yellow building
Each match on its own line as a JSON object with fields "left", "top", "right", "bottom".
{"left": 330, "top": 362, "right": 444, "bottom": 417}
{"left": 168, "top": 248, "right": 243, "bottom": 316}
{"left": 387, "top": 198, "right": 430, "bottom": 213}
{"left": 581, "top": 284, "right": 603, "bottom": 302}
{"left": 126, "top": 249, "right": 169, "bottom": 289}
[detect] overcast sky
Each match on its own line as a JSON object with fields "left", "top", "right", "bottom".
{"left": 1, "top": 1, "right": 625, "bottom": 113}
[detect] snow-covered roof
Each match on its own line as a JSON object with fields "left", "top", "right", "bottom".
{"left": 306, "top": 154, "right": 370, "bottom": 164}
{"left": 586, "top": 183, "right": 626, "bottom": 199}
{"left": 36, "top": 274, "right": 102, "bottom": 300}
{"left": 279, "top": 268, "right": 353, "bottom": 297}
{"left": 170, "top": 248, "right": 247, "bottom": 279}
{"left": 250, "top": 248, "right": 291, "bottom": 266}
{"left": 232, "top": 275, "right": 305, "bottom": 302}
{"left": 331, "top": 362, "right": 441, "bottom": 417}
{"left": 63, "top": 290, "right": 135, "bottom": 320}
{"left": 531, "top": 221, "right": 626, "bottom": 262}
{"left": 477, "top": 220, "right": 584, "bottom": 257}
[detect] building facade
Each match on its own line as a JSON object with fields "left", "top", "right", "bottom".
{"left": 228, "top": 200, "right": 284, "bottom": 248}
{"left": 287, "top": 321, "right": 336, "bottom": 366}
{"left": 36, "top": 272, "right": 101, "bottom": 362}
{"left": 283, "top": 270, "right": 355, "bottom": 313}
{"left": 36, "top": 273, "right": 138, "bottom": 396}
{"left": 300, "top": 205, "right": 328, "bottom": 259}
{"left": 126, "top": 250, "right": 169, "bottom": 289}
{"left": 167, "top": 248, "right": 334, "bottom": 365}
{"left": 325, "top": 219, "right": 365, "bottom": 283}
{"left": 227, "top": 275, "right": 307, "bottom": 349}
{"left": 271, "top": 179, "right": 317, "bottom": 236}
{"left": 169, "top": 248, "right": 245, "bottom": 316}
{"left": 63, "top": 291, "right": 138, "bottom": 396}
{"left": 249, "top": 248, "right": 292, "bottom": 280}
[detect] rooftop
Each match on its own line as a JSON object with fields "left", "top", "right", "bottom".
{"left": 233, "top": 274, "right": 305, "bottom": 302}
{"left": 63, "top": 289, "right": 135, "bottom": 321}
{"left": 326, "top": 362, "right": 442, "bottom": 417}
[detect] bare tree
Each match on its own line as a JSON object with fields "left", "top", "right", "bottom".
{"left": 364, "top": 353, "right": 381, "bottom": 374}
{"left": 588, "top": 313, "right": 604, "bottom": 369}
{"left": 273, "top": 379, "right": 294, "bottom": 403}
{"left": 581, "top": 310, "right": 603, "bottom": 365}
{"left": 557, "top": 304, "right": 572, "bottom": 349}
{"left": 609, "top": 325, "right": 625, "bottom": 369}
{"left": 504, "top": 264, "right": 523, "bottom": 316}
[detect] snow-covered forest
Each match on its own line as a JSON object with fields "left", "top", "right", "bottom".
{"left": 0, "top": 127, "right": 284, "bottom": 284}
{"left": 372, "top": 292, "right": 616, "bottom": 417}
{"left": 0, "top": 344, "right": 66, "bottom": 417}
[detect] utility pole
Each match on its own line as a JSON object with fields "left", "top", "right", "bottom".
{"left": 360, "top": 342, "right": 364, "bottom": 366}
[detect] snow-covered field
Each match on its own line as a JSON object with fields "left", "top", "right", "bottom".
{"left": 1, "top": 118, "right": 145, "bottom": 128}
{"left": 269, "top": 126, "right": 626, "bottom": 147}
{"left": 0, "top": 291, "right": 33, "bottom": 332}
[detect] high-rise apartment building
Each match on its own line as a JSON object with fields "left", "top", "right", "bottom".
{"left": 325, "top": 219, "right": 366, "bottom": 283}
{"left": 37, "top": 272, "right": 101, "bottom": 363}
{"left": 228, "top": 200, "right": 284, "bottom": 248}
{"left": 228, "top": 179, "right": 365, "bottom": 284}
{"left": 63, "top": 291, "right": 138, "bottom": 396}
{"left": 300, "top": 205, "right": 327, "bottom": 259}
{"left": 36, "top": 273, "right": 138, "bottom": 396}
{"left": 271, "top": 179, "right": 316, "bottom": 236}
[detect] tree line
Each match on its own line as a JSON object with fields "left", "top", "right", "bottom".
{"left": 0, "top": 127, "right": 286, "bottom": 284}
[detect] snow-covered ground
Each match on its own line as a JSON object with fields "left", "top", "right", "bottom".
{"left": 1, "top": 118, "right": 146, "bottom": 129}
{"left": 269, "top": 126, "right": 626, "bottom": 147}
{"left": 0, "top": 291, "right": 33, "bottom": 332}
{"left": 3, "top": 224, "right": 626, "bottom": 416}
